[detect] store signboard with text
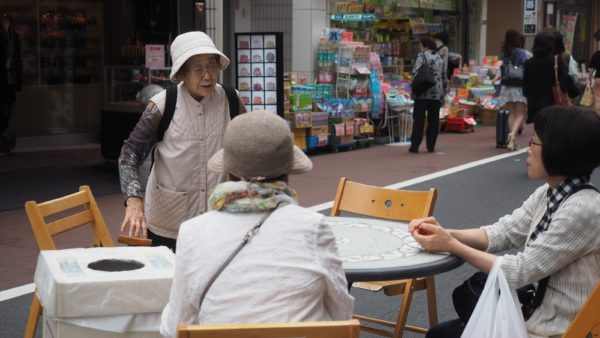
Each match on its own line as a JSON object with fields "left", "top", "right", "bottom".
{"left": 523, "top": 0, "right": 538, "bottom": 35}
{"left": 235, "top": 32, "right": 284, "bottom": 116}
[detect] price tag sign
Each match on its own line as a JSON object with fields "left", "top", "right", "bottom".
{"left": 145, "top": 44, "right": 165, "bottom": 68}
{"left": 457, "top": 88, "right": 469, "bottom": 99}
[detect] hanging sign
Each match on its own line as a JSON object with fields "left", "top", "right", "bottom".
{"left": 523, "top": 0, "right": 538, "bottom": 35}
{"left": 560, "top": 14, "right": 578, "bottom": 54}
{"left": 145, "top": 45, "right": 165, "bottom": 68}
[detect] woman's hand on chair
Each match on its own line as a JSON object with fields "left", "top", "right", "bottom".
{"left": 121, "top": 197, "right": 148, "bottom": 238}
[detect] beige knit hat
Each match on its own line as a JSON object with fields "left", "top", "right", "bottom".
{"left": 169, "top": 31, "right": 230, "bottom": 82}
{"left": 208, "top": 111, "right": 312, "bottom": 180}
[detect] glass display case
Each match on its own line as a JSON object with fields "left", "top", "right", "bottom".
{"left": 3, "top": 0, "right": 103, "bottom": 86}
{"left": 104, "top": 66, "right": 171, "bottom": 111}
{"left": 102, "top": 66, "right": 170, "bottom": 160}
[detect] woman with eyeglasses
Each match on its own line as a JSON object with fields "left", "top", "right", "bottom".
{"left": 409, "top": 106, "right": 600, "bottom": 338}
{"left": 118, "top": 32, "right": 245, "bottom": 251}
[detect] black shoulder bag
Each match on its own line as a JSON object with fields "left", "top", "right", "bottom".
{"left": 412, "top": 53, "right": 436, "bottom": 95}
{"left": 452, "top": 184, "right": 599, "bottom": 324}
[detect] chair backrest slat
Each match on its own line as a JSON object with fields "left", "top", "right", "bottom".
{"left": 330, "top": 177, "right": 437, "bottom": 221}
{"left": 37, "top": 191, "right": 89, "bottom": 217}
{"left": 177, "top": 320, "right": 360, "bottom": 338}
{"left": 25, "top": 185, "right": 115, "bottom": 251}
{"left": 46, "top": 210, "right": 95, "bottom": 236}
{"left": 562, "top": 282, "right": 600, "bottom": 338}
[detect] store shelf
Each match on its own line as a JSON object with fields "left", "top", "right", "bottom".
{"left": 330, "top": 13, "right": 377, "bottom": 22}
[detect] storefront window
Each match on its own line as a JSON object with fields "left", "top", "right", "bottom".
{"left": 39, "top": 1, "right": 103, "bottom": 85}
{"left": 1, "top": 0, "right": 178, "bottom": 137}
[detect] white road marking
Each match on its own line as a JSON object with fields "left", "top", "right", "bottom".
{"left": 1, "top": 148, "right": 527, "bottom": 300}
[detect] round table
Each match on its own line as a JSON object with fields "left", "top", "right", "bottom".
{"left": 325, "top": 216, "right": 464, "bottom": 283}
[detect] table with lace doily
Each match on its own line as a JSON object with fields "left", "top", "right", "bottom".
{"left": 325, "top": 216, "right": 463, "bottom": 283}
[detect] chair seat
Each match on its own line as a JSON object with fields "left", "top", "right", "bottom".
{"left": 353, "top": 277, "right": 428, "bottom": 296}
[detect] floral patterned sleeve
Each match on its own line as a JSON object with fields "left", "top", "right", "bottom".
{"left": 118, "top": 102, "right": 161, "bottom": 200}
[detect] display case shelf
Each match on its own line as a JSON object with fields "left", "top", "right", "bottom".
{"left": 104, "top": 66, "right": 170, "bottom": 111}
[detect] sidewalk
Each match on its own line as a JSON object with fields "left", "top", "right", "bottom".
{"left": 0, "top": 125, "right": 528, "bottom": 291}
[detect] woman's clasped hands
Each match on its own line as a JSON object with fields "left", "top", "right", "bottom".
{"left": 409, "top": 217, "right": 457, "bottom": 253}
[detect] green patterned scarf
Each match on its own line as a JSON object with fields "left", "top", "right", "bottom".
{"left": 208, "top": 181, "right": 297, "bottom": 213}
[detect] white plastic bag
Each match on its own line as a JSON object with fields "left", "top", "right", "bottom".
{"left": 461, "top": 257, "right": 528, "bottom": 338}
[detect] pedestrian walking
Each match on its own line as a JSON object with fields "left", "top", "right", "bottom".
{"left": 495, "top": 29, "right": 530, "bottom": 151}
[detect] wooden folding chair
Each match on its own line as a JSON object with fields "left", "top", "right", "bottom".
{"left": 562, "top": 282, "right": 600, "bottom": 338}
{"left": 331, "top": 177, "right": 438, "bottom": 337}
{"left": 23, "top": 185, "right": 116, "bottom": 338}
{"left": 177, "top": 319, "right": 361, "bottom": 338}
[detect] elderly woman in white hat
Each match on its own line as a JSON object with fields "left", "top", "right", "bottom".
{"left": 159, "top": 111, "right": 354, "bottom": 338}
{"left": 118, "top": 31, "right": 245, "bottom": 250}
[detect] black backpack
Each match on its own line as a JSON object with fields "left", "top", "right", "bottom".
{"left": 156, "top": 83, "right": 240, "bottom": 142}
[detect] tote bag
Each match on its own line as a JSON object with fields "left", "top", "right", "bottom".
{"left": 552, "top": 55, "right": 572, "bottom": 106}
{"left": 461, "top": 258, "right": 528, "bottom": 338}
{"left": 580, "top": 71, "right": 595, "bottom": 107}
{"left": 412, "top": 54, "right": 436, "bottom": 95}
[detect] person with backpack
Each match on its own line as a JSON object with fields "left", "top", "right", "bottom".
{"left": 118, "top": 31, "right": 245, "bottom": 251}
{"left": 409, "top": 35, "right": 446, "bottom": 154}
{"left": 495, "top": 29, "right": 531, "bottom": 151}
{"left": 410, "top": 106, "right": 600, "bottom": 338}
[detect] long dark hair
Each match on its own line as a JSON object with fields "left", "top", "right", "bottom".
{"left": 552, "top": 32, "right": 566, "bottom": 55}
{"left": 501, "top": 29, "right": 523, "bottom": 57}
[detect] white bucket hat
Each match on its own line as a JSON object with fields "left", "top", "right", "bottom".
{"left": 169, "top": 31, "right": 230, "bottom": 82}
{"left": 208, "top": 110, "right": 312, "bottom": 180}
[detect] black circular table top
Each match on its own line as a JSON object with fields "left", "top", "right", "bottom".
{"left": 325, "top": 216, "right": 464, "bottom": 283}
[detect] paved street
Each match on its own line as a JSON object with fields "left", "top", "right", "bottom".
{"left": 1, "top": 125, "right": 597, "bottom": 337}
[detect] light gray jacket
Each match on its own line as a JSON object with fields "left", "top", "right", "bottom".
{"left": 483, "top": 184, "right": 600, "bottom": 338}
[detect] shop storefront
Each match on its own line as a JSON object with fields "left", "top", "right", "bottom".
{"left": 1, "top": 0, "right": 201, "bottom": 147}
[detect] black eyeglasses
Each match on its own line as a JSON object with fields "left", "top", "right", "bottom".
{"left": 529, "top": 136, "right": 542, "bottom": 147}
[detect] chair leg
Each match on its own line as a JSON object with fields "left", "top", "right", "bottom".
{"left": 24, "top": 294, "right": 42, "bottom": 338}
{"left": 426, "top": 276, "right": 438, "bottom": 327}
{"left": 391, "top": 278, "right": 416, "bottom": 338}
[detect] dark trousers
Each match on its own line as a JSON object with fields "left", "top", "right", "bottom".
{"left": 425, "top": 319, "right": 464, "bottom": 338}
{"left": 410, "top": 99, "right": 441, "bottom": 152}
{"left": 147, "top": 228, "right": 177, "bottom": 252}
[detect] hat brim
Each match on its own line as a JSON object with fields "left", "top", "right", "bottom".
{"left": 169, "top": 48, "right": 230, "bottom": 82}
{"left": 207, "top": 145, "right": 312, "bottom": 177}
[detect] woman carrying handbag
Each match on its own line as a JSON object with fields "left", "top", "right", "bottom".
{"left": 409, "top": 35, "right": 446, "bottom": 154}
{"left": 522, "top": 32, "right": 570, "bottom": 124}
{"left": 409, "top": 106, "right": 600, "bottom": 338}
